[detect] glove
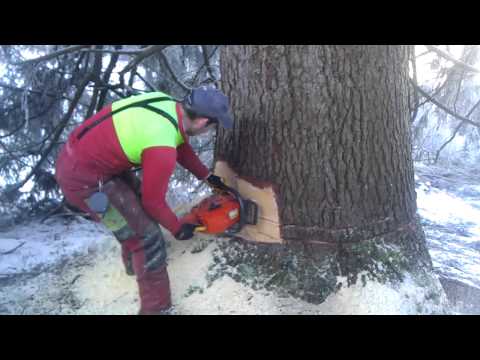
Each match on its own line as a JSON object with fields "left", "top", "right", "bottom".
{"left": 206, "top": 174, "right": 229, "bottom": 193}
{"left": 174, "top": 223, "right": 199, "bottom": 241}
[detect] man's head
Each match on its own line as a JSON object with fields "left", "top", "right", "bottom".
{"left": 181, "top": 86, "right": 233, "bottom": 137}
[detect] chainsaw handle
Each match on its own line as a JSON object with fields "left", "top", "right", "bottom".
{"left": 194, "top": 226, "right": 207, "bottom": 233}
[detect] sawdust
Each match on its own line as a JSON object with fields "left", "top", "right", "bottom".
{"left": 0, "top": 217, "right": 451, "bottom": 315}
{"left": 68, "top": 231, "right": 218, "bottom": 315}
{"left": 65, "top": 230, "right": 449, "bottom": 315}
{"left": 179, "top": 272, "right": 450, "bottom": 315}
{"left": 70, "top": 242, "right": 138, "bottom": 315}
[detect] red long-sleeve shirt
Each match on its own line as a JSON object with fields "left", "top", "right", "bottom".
{"left": 140, "top": 104, "right": 209, "bottom": 235}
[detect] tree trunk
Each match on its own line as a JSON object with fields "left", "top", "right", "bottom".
{"left": 211, "top": 46, "right": 444, "bottom": 307}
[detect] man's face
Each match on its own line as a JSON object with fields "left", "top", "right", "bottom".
{"left": 185, "top": 118, "right": 217, "bottom": 136}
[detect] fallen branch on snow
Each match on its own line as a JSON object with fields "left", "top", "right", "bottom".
{"left": 0, "top": 242, "right": 26, "bottom": 255}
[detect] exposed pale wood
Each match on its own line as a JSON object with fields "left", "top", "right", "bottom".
{"left": 214, "top": 161, "right": 283, "bottom": 244}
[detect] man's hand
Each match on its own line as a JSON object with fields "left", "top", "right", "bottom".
{"left": 206, "top": 174, "right": 229, "bottom": 193}
{"left": 175, "top": 223, "right": 199, "bottom": 241}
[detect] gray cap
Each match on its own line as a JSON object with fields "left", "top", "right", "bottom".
{"left": 185, "top": 86, "right": 234, "bottom": 129}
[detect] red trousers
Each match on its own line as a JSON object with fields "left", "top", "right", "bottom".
{"left": 55, "top": 141, "right": 172, "bottom": 314}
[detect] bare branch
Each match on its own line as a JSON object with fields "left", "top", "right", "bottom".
{"left": 85, "top": 46, "right": 104, "bottom": 119}
{"left": 434, "top": 98, "right": 480, "bottom": 163}
{"left": 416, "top": 75, "right": 450, "bottom": 109}
{"left": 452, "top": 46, "right": 476, "bottom": 113}
{"left": 80, "top": 48, "right": 142, "bottom": 56}
{"left": 4, "top": 76, "right": 91, "bottom": 194}
{"left": 433, "top": 120, "right": 465, "bottom": 164}
{"left": 201, "top": 45, "right": 217, "bottom": 81}
{"left": 425, "top": 45, "right": 480, "bottom": 74}
{"left": 1, "top": 96, "right": 85, "bottom": 148}
{"left": 192, "top": 46, "right": 220, "bottom": 85}
{"left": 158, "top": 51, "right": 192, "bottom": 92}
{"left": 93, "top": 78, "right": 127, "bottom": 99}
{"left": 466, "top": 97, "right": 480, "bottom": 118}
{"left": 135, "top": 71, "right": 157, "bottom": 91}
{"left": 128, "top": 67, "right": 137, "bottom": 88}
{"left": 0, "top": 140, "right": 30, "bottom": 167}
{"left": 119, "top": 45, "right": 170, "bottom": 75}
{"left": 0, "top": 242, "right": 26, "bottom": 255}
{"left": 0, "top": 118, "right": 27, "bottom": 139}
{"left": 415, "top": 49, "right": 432, "bottom": 58}
{"left": 411, "top": 80, "right": 480, "bottom": 129}
{"left": 11, "top": 45, "right": 90, "bottom": 66}
{"left": 96, "top": 45, "right": 122, "bottom": 111}
{"left": 0, "top": 82, "right": 80, "bottom": 103}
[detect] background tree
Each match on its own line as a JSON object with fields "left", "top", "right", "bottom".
{"left": 410, "top": 45, "right": 480, "bottom": 165}
{"left": 0, "top": 45, "right": 220, "bottom": 225}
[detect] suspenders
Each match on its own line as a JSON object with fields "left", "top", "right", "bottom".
{"left": 76, "top": 96, "right": 178, "bottom": 140}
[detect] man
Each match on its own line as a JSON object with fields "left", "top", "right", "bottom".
{"left": 55, "top": 86, "right": 233, "bottom": 315}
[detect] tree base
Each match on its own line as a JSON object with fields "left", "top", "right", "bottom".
{"left": 206, "top": 224, "right": 450, "bottom": 313}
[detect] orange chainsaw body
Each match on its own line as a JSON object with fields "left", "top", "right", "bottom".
{"left": 180, "top": 194, "right": 241, "bottom": 234}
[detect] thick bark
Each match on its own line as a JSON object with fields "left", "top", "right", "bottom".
{"left": 217, "top": 46, "right": 420, "bottom": 243}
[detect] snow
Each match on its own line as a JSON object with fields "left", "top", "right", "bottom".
{"left": 415, "top": 179, "right": 480, "bottom": 290}
{"left": 0, "top": 217, "right": 111, "bottom": 276}
{"left": 3, "top": 219, "right": 448, "bottom": 315}
{"left": 413, "top": 45, "right": 480, "bottom": 89}
{"left": 417, "top": 184, "right": 480, "bottom": 235}
{"left": 179, "top": 271, "right": 448, "bottom": 315}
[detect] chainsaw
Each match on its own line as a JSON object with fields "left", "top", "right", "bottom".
{"left": 179, "top": 184, "right": 259, "bottom": 236}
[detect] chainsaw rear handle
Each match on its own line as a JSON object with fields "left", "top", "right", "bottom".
{"left": 194, "top": 226, "right": 207, "bottom": 233}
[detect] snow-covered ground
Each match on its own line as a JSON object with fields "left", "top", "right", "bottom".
{"left": 414, "top": 163, "right": 480, "bottom": 313}
{"left": 1, "top": 163, "right": 479, "bottom": 315}
{"left": 415, "top": 164, "right": 480, "bottom": 285}
{"left": 0, "top": 217, "right": 111, "bottom": 276}
{"left": 417, "top": 183, "right": 480, "bottom": 288}
{"left": 0, "top": 230, "right": 449, "bottom": 315}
